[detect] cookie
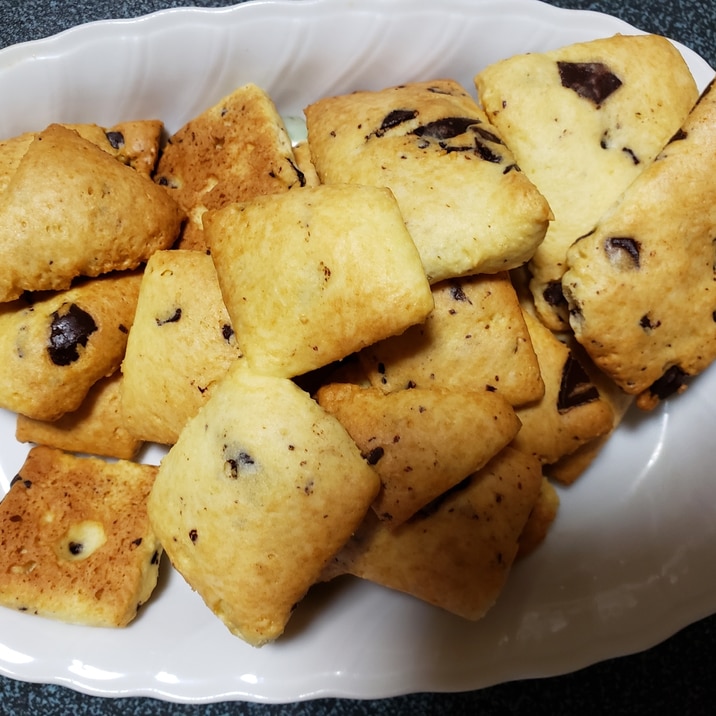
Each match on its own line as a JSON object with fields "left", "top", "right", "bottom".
{"left": 204, "top": 183, "right": 434, "bottom": 380}
{"left": 562, "top": 78, "right": 716, "bottom": 407}
{"left": 120, "top": 249, "right": 242, "bottom": 445}
{"left": 316, "top": 382, "right": 521, "bottom": 525}
{"left": 475, "top": 34, "right": 699, "bottom": 330}
{"left": 0, "top": 270, "right": 142, "bottom": 421}
{"left": 321, "top": 446, "right": 542, "bottom": 621}
{"left": 15, "top": 372, "right": 143, "bottom": 460}
{"left": 154, "top": 83, "right": 306, "bottom": 250}
{"left": 305, "top": 78, "right": 551, "bottom": 283}
{"left": 0, "top": 119, "right": 162, "bottom": 194}
{"left": 0, "top": 124, "right": 183, "bottom": 302}
{"left": 358, "top": 272, "right": 544, "bottom": 407}
{"left": 0, "top": 445, "right": 161, "bottom": 627}
{"left": 510, "top": 309, "right": 616, "bottom": 466}
{"left": 291, "top": 140, "right": 321, "bottom": 188}
{"left": 516, "top": 476, "right": 560, "bottom": 559}
{"left": 147, "top": 362, "right": 380, "bottom": 646}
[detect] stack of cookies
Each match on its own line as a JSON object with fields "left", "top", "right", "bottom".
{"left": 0, "top": 33, "right": 713, "bottom": 646}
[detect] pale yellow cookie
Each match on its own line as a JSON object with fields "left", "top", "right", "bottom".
{"left": 205, "top": 184, "right": 434, "bottom": 379}
{"left": 120, "top": 250, "right": 242, "bottom": 445}
{"left": 476, "top": 34, "right": 698, "bottom": 330}
{"left": 147, "top": 362, "right": 380, "bottom": 646}
{"left": 305, "top": 78, "right": 551, "bottom": 283}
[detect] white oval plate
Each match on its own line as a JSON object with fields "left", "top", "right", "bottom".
{"left": 0, "top": 0, "right": 715, "bottom": 704}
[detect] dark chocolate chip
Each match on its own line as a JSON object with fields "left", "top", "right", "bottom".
{"left": 668, "top": 128, "right": 688, "bottom": 144}
{"left": 155, "top": 307, "right": 182, "bottom": 326}
{"left": 605, "top": 237, "right": 641, "bottom": 268}
{"left": 449, "top": 282, "right": 472, "bottom": 303}
{"left": 105, "top": 131, "right": 125, "bottom": 150}
{"left": 649, "top": 365, "right": 689, "bottom": 401}
{"left": 68, "top": 541, "right": 84, "bottom": 556}
{"left": 639, "top": 314, "right": 661, "bottom": 331}
{"left": 472, "top": 126, "right": 503, "bottom": 145}
{"left": 379, "top": 109, "right": 418, "bottom": 134}
{"left": 557, "top": 61, "right": 622, "bottom": 105}
{"left": 48, "top": 304, "right": 98, "bottom": 366}
{"left": 543, "top": 281, "right": 567, "bottom": 307}
{"left": 287, "top": 157, "right": 307, "bottom": 187}
{"left": 225, "top": 450, "right": 256, "bottom": 479}
{"left": 473, "top": 139, "right": 502, "bottom": 163}
{"left": 221, "top": 324, "right": 234, "bottom": 342}
{"left": 622, "top": 147, "right": 640, "bottom": 165}
{"left": 362, "top": 446, "right": 385, "bottom": 465}
{"left": 411, "top": 116, "right": 478, "bottom": 140}
{"left": 557, "top": 354, "right": 600, "bottom": 413}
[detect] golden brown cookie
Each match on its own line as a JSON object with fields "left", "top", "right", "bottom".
{"left": 120, "top": 249, "right": 242, "bottom": 445}
{"left": 0, "top": 119, "right": 162, "bottom": 194}
{"left": 321, "top": 446, "right": 542, "bottom": 620}
{"left": 316, "top": 382, "right": 521, "bottom": 525}
{"left": 305, "top": 78, "right": 551, "bottom": 283}
{"left": 205, "top": 184, "right": 434, "bottom": 380}
{"left": 0, "top": 271, "right": 142, "bottom": 421}
{"left": 511, "top": 309, "right": 616, "bottom": 466}
{"left": 155, "top": 83, "right": 306, "bottom": 250}
{"left": 516, "top": 476, "right": 560, "bottom": 559}
{"left": 15, "top": 372, "right": 143, "bottom": 460}
{"left": 0, "top": 445, "right": 161, "bottom": 627}
{"left": 475, "top": 34, "right": 699, "bottom": 330}
{"left": 0, "top": 124, "right": 183, "bottom": 302}
{"left": 563, "top": 78, "right": 716, "bottom": 407}
{"left": 358, "top": 272, "right": 543, "bottom": 407}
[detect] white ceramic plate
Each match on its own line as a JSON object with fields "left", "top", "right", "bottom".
{"left": 1, "top": 0, "right": 715, "bottom": 704}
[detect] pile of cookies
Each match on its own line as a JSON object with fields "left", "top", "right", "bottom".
{"left": 0, "top": 32, "right": 714, "bottom": 645}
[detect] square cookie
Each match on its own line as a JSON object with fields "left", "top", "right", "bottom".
{"left": 147, "top": 362, "right": 380, "bottom": 646}
{"left": 204, "top": 183, "right": 434, "bottom": 379}
{"left": 0, "top": 445, "right": 161, "bottom": 627}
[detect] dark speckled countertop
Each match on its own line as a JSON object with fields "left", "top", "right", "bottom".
{"left": 1, "top": 1, "right": 715, "bottom": 714}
